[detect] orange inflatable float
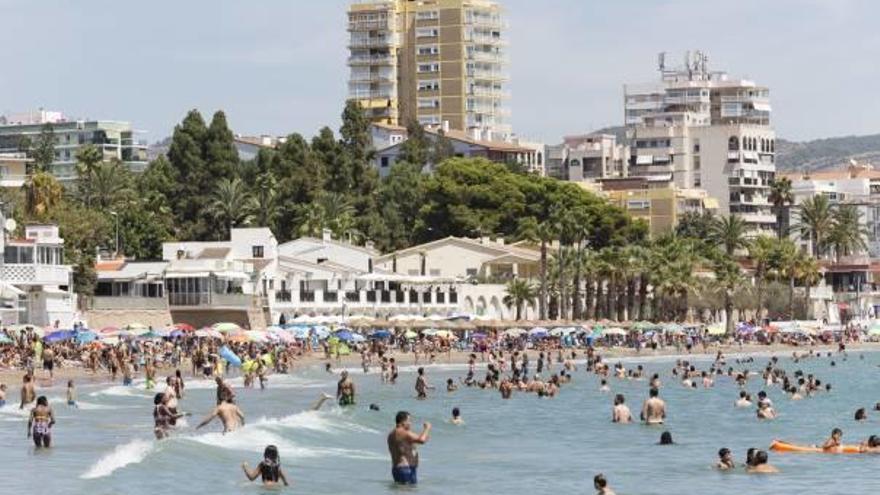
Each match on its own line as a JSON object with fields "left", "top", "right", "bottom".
{"left": 770, "top": 440, "right": 862, "bottom": 454}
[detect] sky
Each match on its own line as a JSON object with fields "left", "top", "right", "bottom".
{"left": 1, "top": 0, "right": 878, "bottom": 144}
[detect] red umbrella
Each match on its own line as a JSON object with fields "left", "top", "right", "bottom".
{"left": 174, "top": 323, "right": 195, "bottom": 332}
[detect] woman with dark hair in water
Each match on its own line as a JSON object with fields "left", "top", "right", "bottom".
{"left": 658, "top": 431, "right": 674, "bottom": 445}
{"left": 243, "top": 445, "right": 290, "bottom": 486}
{"left": 28, "top": 395, "right": 55, "bottom": 448}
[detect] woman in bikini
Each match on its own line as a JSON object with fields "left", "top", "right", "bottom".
{"left": 28, "top": 396, "right": 55, "bottom": 448}
{"left": 242, "top": 445, "right": 290, "bottom": 486}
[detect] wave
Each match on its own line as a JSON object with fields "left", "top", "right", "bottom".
{"left": 80, "top": 439, "right": 156, "bottom": 479}
{"left": 89, "top": 384, "right": 153, "bottom": 398}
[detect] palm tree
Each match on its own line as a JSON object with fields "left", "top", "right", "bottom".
{"left": 503, "top": 279, "right": 537, "bottom": 321}
{"left": 75, "top": 144, "right": 103, "bottom": 208}
{"left": 710, "top": 215, "right": 751, "bottom": 256}
{"left": 796, "top": 254, "right": 822, "bottom": 319}
{"left": 209, "top": 177, "right": 256, "bottom": 237}
{"left": 797, "top": 194, "right": 834, "bottom": 259}
{"left": 296, "top": 202, "right": 325, "bottom": 237}
{"left": 23, "top": 172, "right": 63, "bottom": 218}
{"left": 777, "top": 240, "right": 801, "bottom": 319}
{"left": 769, "top": 177, "right": 793, "bottom": 239}
{"left": 253, "top": 170, "right": 280, "bottom": 229}
{"left": 90, "top": 160, "right": 133, "bottom": 210}
{"left": 713, "top": 256, "right": 745, "bottom": 334}
{"left": 748, "top": 236, "right": 777, "bottom": 321}
{"left": 319, "top": 192, "right": 356, "bottom": 239}
{"left": 828, "top": 204, "right": 868, "bottom": 262}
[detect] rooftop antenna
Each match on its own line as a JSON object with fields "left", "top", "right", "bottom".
{"left": 658, "top": 52, "right": 666, "bottom": 72}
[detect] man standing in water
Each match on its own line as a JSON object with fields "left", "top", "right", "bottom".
{"left": 215, "top": 376, "right": 235, "bottom": 405}
{"left": 19, "top": 374, "right": 35, "bottom": 409}
{"left": 387, "top": 411, "right": 431, "bottom": 485}
{"left": 415, "top": 367, "right": 433, "bottom": 400}
{"left": 337, "top": 371, "right": 356, "bottom": 406}
{"left": 196, "top": 398, "right": 245, "bottom": 433}
{"left": 640, "top": 388, "right": 666, "bottom": 425}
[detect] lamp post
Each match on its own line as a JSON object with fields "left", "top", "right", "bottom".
{"left": 109, "top": 211, "right": 119, "bottom": 258}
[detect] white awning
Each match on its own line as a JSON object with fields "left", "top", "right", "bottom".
{"left": 635, "top": 155, "right": 653, "bottom": 165}
{"left": 0, "top": 282, "right": 25, "bottom": 298}
{"left": 213, "top": 271, "right": 251, "bottom": 280}
{"left": 164, "top": 272, "right": 210, "bottom": 279}
{"left": 752, "top": 102, "right": 771, "bottom": 112}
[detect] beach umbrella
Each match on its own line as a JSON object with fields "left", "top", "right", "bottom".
{"left": 602, "top": 327, "right": 627, "bottom": 336}
{"left": 244, "top": 330, "right": 269, "bottom": 343}
{"left": 706, "top": 324, "right": 726, "bottom": 336}
{"left": 169, "top": 329, "right": 187, "bottom": 339}
{"left": 311, "top": 326, "right": 331, "bottom": 339}
{"left": 213, "top": 322, "right": 242, "bottom": 333}
{"left": 195, "top": 329, "right": 223, "bottom": 339}
{"left": 98, "top": 326, "right": 120, "bottom": 336}
{"left": 503, "top": 328, "right": 527, "bottom": 337}
{"left": 403, "top": 330, "right": 418, "bottom": 340}
{"left": 433, "top": 330, "right": 456, "bottom": 339}
{"left": 549, "top": 327, "right": 576, "bottom": 337}
{"left": 0, "top": 334, "right": 14, "bottom": 344}
{"left": 470, "top": 332, "right": 488, "bottom": 340}
{"left": 369, "top": 330, "right": 392, "bottom": 340}
{"left": 75, "top": 331, "right": 98, "bottom": 344}
{"left": 528, "top": 327, "right": 549, "bottom": 338}
{"left": 44, "top": 330, "right": 76, "bottom": 343}
{"left": 335, "top": 330, "right": 355, "bottom": 341}
{"left": 100, "top": 336, "right": 120, "bottom": 346}
{"left": 173, "top": 323, "right": 195, "bottom": 332}
{"left": 867, "top": 326, "right": 880, "bottom": 336}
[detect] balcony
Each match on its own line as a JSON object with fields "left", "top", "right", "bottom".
{"left": 468, "top": 87, "right": 510, "bottom": 98}
{"left": 0, "top": 174, "right": 28, "bottom": 188}
{"left": 348, "top": 36, "right": 398, "bottom": 49}
{"left": 275, "top": 290, "right": 292, "bottom": 303}
{"left": 466, "top": 69, "right": 508, "bottom": 81}
{"left": 737, "top": 213, "right": 777, "bottom": 225}
{"left": 2, "top": 264, "right": 70, "bottom": 286}
{"left": 347, "top": 19, "right": 394, "bottom": 32}
{"left": 347, "top": 54, "right": 395, "bottom": 66}
{"left": 349, "top": 72, "right": 396, "bottom": 83}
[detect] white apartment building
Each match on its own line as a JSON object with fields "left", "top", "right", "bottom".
{"left": 90, "top": 228, "right": 518, "bottom": 328}
{"left": 625, "top": 51, "right": 777, "bottom": 233}
{"left": 545, "top": 134, "right": 629, "bottom": 181}
{"left": 0, "top": 221, "right": 76, "bottom": 327}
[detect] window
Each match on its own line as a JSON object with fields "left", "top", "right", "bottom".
{"left": 417, "top": 63, "right": 440, "bottom": 73}
{"left": 418, "top": 98, "right": 440, "bottom": 109}
{"left": 694, "top": 174, "right": 701, "bottom": 188}
{"left": 418, "top": 80, "right": 440, "bottom": 92}
{"left": 416, "top": 27, "right": 439, "bottom": 38}
{"left": 728, "top": 136, "right": 739, "bottom": 151}
{"left": 381, "top": 156, "right": 390, "bottom": 168}
{"left": 466, "top": 268, "right": 478, "bottom": 277}
{"left": 417, "top": 44, "right": 439, "bottom": 56}
{"left": 252, "top": 246, "right": 264, "bottom": 258}
{"left": 693, "top": 156, "right": 701, "bottom": 170}
{"left": 429, "top": 269, "right": 441, "bottom": 276}
{"left": 693, "top": 139, "right": 700, "bottom": 153}
{"left": 416, "top": 10, "right": 439, "bottom": 21}
{"left": 418, "top": 115, "right": 441, "bottom": 125}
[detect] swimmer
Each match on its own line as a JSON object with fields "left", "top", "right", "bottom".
{"left": 658, "top": 431, "right": 674, "bottom": 445}
{"left": 388, "top": 411, "right": 431, "bottom": 485}
{"left": 859, "top": 435, "right": 880, "bottom": 453}
{"left": 716, "top": 448, "right": 735, "bottom": 470}
{"left": 447, "top": 378, "right": 458, "bottom": 392}
{"left": 415, "top": 367, "right": 433, "bottom": 400}
{"left": 153, "top": 392, "right": 186, "bottom": 440}
{"left": 451, "top": 407, "right": 463, "bottom": 425}
{"left": 593, "top": 473, "right": 616, "bottom": 495}
{"left": 337, "top": 371, "right": 356, "bottom": 406}
{"left": 66, "top": 380, "right": 77, "bottom": 408}
{"left": 735, "top": 391, "right": 752, "bottom": 408}
{"left": 746, "top": 450, "right": 778, "bottom": 474}
{"left": 854, "top": 408, "right": 867, "bottom": 421}
{"left": 612, "top": 394, "right": 632, "bottom": 424}
{"left": 599, "top": 379, "right": 610, "bottom": 393}
{"left": 821, "top": 428, "right": 843, "bottom": 452}
{"left": 0, "top": 383, "right": 7, "bottom": 407}
{"left": 242, "top": 445, "right": 290, "bottom": 486}
{"left": 215, "top": 376, "right": 235, "bottom": 405}
{"left": 640, "top": 388, "right": 666, "bottom": 425}
{"left": 19, "top": 374, "right": 35, "bottom": 409}
{"left": 27, "top": 396, "right": 55, "bottom": 448}
{"left": 196, "top": 398, "right": 245, "bottom": 433}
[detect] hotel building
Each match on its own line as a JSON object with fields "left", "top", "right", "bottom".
{"left": 347, "top": 0, "right": 510, "bottom": 138}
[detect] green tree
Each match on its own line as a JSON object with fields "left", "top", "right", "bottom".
{"left": 398, "top": 119, "right": 430, "bottom": 167}
{"left": 431, "top": 128, "right": 455, "bottom": 165}
{"left": 74, "top": 144, "right": 103, "bottom": 207}
{"left": 166, "top": 109, "right": 209, "bottom": 238}
{"left": 208, "top": 177, "right": 256, "bottom": 238}
{"left": 797, "top": 194, "right": 834, "bottom": 259}
{"left": 769, "top": 177, "right": 793, "bottom": 239}
{"left": 90, "top": 159, "right": 134, "bottom": 210}
{"left": 22, "top": 172, "right": 63, "bottom": 218}
{"left": 503, "top": 279, "right": 537, "bottom": 321}
{"left": 710, "top": 215, "right": 751, "bottom": 256}
{"left": 31, "top": 123, "right": 57, "bottom": 173}
{"left": 253, "top": 169, "right": 280, "bottom": 229}
{"left": 828, "top": 204, "right": 868, "bottom": 262}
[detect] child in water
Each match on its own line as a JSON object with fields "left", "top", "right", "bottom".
{"left": 0, "top": 383, "right": 7, "bottom": 407}
{"left": 243, "top": 445, "right": 290, "bottom": 486}
{"left": 66, "top": 380, "right": 77, "bottom": 408}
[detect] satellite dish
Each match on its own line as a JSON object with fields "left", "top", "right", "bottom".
{"left": 4, "top": 218, "right": 16, "bottom": 233}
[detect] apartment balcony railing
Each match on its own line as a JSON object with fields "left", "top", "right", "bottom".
{"left": 347, "top": 19, "right": 394, "bottom": 32}
{"left": 275, "top": 290, "right": 292, "bottom": 303}
{"left": 467, "top": 87, "right": 510, "bottom": 98}
{"left": 348, "top": 36, "right": 399, "bottom": 48}
{"left": 168, "top": 292, "right": 252, "bottom": 308}
{"left": 466, "top": 69, "right": 508, "bottom": 81}
{"left": 348, "top": 89, "right": 397, "bottom": 100}
{"left": 347, "top": 55, "right": 395, "bottom": 66}
{"left": 1, "top": 264, "right": 70, "bottom": 286}
{"left": 466, "top": 51, "right": 506, "bottom": 63}
{"left": 466, "top": 34, "right": 506, "bottom": 45}
{"left": 349, "top": 73, "right": 396, "bottom": 83}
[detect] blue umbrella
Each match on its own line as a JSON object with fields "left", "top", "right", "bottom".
{"left": 170, "top": 329, "right": 187, "bottom": 339}
{"left": 370, "top": 330, "right": 392, "bottom": 340}
{"left": 44, "top": 330, "right": 76, "bottom": 343}
{"left": 75, "top": 331, "right": 98, "bottom": 344}
{"left": 335, "top": 330, "right": 355, "bottom": 342}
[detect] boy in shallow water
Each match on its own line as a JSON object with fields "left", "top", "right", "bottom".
{"left": 67, "top": 380, "right": 77, "bottom": 408}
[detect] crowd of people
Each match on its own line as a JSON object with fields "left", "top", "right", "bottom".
{"left": 1, "top": 324, "right": 879, "bottom": 490}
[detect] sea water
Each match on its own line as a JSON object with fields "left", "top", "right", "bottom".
{"left": 1, "top": 351, "right": 879, "bottom": 494}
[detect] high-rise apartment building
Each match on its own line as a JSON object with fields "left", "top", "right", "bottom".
{"left": 347, "top": 0, "right": 510, "bottom": 138}
{"left": 625, "top": 51, "right": 776, "bottom": 233}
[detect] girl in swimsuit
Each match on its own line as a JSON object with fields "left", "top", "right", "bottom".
{"left": 242, "top": 445, "right": 289, "bottom": 486}
{"left": 28, "top": 396, "right": 55, "bottom": 448}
